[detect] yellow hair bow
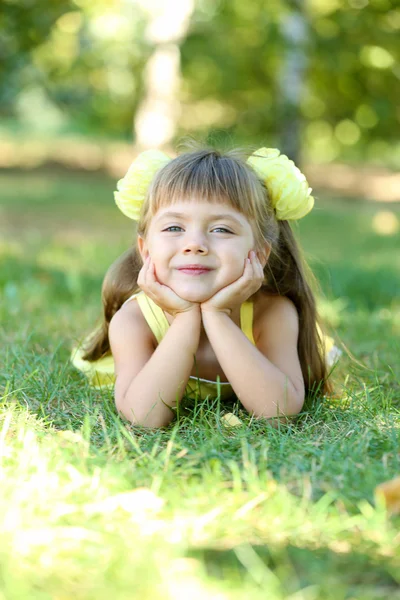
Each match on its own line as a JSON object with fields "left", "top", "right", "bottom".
{"left": 114, "top": 150, "right": 171, "bottom": 220}
{"left": 114, "top": 147, "right": 314, "bottom": 222}
{"left": 247, "top": 148, "right": 314, "bottom": 220}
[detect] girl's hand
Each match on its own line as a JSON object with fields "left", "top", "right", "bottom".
{"left": 201, "top": 251, "right": 264, "bottom": 315}
{"left": 138, "top": 257, "right": 199, "bottom": 317}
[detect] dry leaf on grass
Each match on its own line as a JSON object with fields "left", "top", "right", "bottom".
{"left": 220, "top": 413, "right": 243, "bottom": 428}
{"left": 375, "top": 476, "right": 400, "bottom": 515}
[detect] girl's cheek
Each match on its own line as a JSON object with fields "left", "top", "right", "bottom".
{"left": 155, "top": 266, "right": 168, "bottom": 282}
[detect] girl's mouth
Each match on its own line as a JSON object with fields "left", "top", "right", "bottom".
{"left": 178, "top": 268, "right": 212, "bottom": 276}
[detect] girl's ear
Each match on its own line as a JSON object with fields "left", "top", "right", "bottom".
{"left": 257, "top": 243, "right": 271, "bottom": 268}
{"left": 137, "top": 236, "right": 149, "bottom": 261}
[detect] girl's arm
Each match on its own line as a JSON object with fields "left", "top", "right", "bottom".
{"left": 202, "top": 296, "right": 305, "bottom": 419}
{"left": 109, "top": 302, "right": 201, "bottom": 428}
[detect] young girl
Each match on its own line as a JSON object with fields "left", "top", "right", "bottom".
{"left": 71, "top": 145, "right": 336, "bottom": 428}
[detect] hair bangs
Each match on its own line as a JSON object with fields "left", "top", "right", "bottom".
{"left": 147, "top": 150, "right": 260, "bottom": 220}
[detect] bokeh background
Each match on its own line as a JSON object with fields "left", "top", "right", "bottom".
{"left": 1, "top": 0, "right": 400, "bottom": 173}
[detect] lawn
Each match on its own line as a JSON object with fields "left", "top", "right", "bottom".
{"left": 1, "top": 170, "right": 399, "bottom": 599}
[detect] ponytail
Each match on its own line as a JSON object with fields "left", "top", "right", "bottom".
{"left": 263, "top": 221, "right": 332, "bottom": 396}
{"left": 81, "top": 247, "right": 142, "bottom": 361}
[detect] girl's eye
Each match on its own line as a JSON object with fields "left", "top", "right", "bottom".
{"left": 213, "top": 227, "right": 233, "bottom": 234}
{"left": 162, "top": 226, "right": 233, "bottom": 234}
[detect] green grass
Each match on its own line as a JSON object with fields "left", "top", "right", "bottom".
{"left": 1, "top": 171, "right": 400, "bottom": 599}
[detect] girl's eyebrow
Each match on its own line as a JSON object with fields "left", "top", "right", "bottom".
{"left": 156, "top": 211, "right": 243, "bottom": 226}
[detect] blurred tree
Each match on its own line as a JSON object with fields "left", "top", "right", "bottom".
{"left": 134, "top": 0, "right": 195, "bottom": 150}
{"left": 179, "top": 0, "right": 399, "bottom": 165}
{"left": 1, "top": 0, "right": 149, "bottom": 137}
{"left": 0, "top": 0, "right": 398, "bottom": 165}
{"left": 0, "top": 0, "right": 74, "bottom": 115}
{"left": 278, "top": 0, "right": 308, "bottom": 161}
{"left": 304, "top": 0, "right": 399, "bottom": 165}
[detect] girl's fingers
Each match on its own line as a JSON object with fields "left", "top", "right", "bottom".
{"left": 145, "top": 258, "right": 153, "bottom": 279}
{"left": 147, "top": 259, "right": 161, "bottom": 289}
{"left": 232, "top": 257, "right": 252, "bottom": 292}
{"left": 137, "top": 261, "right": 147, "bottom": 287}
{"left": 145, "top": 259, "right": 171, "bottom": 301}
{"left": 139, "top": 257, "right": 152, "bottom": 290}
{"left": 245, "top": 253, "right": 262, "bottom": 294}
{"left": 250, "top": 251, "right": 263, "bottom": 281}
{"left": 144, "top": 257, "right": 154, "bottom": 283}
{"left": 246, "top": 254, "right": 254, "bottom": 277}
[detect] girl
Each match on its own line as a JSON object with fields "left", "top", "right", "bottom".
{"left": 71, "top": 145, "right": 336, "bottom": 428}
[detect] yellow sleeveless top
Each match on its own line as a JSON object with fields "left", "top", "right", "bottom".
{"left": 71, "top": 291, "right": 256, "bottom": 402}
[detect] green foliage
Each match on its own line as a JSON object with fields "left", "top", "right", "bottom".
{"left": 0, "top": 0, "right": 75, "bottom": 111}
{"left": 1, "top": 0, "right": 149, "bottom": 137}
{"left": 180, "top": 0, "right": 399, "bottom": 163}
{"left": 1, "top": 0, "right": 399, "bottom": 163}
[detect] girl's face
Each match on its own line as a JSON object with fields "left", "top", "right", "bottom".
{"left": 138, "top": 200, "right": 266, "bottom": 303}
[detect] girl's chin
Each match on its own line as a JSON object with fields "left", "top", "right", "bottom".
{"left": 176, "top": 290, "right": 213, "bottom": 303}
{"left": 170, "top": 284, "right": 215, "bottom": 304}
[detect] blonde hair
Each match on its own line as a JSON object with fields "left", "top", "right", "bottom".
{"left": 82, "top": 142, "right": 333, "bottom": 397}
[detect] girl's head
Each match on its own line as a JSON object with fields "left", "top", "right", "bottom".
{"left": 83, "top": 143, "right": 332, "bottom": 397}
{"left": 135, "top": 149, "right": 275, "bottom": 303}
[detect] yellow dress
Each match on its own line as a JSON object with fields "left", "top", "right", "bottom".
{"left": 71, "top": 291, "right": 339, "bottom": 402}
{"left": 71, "top": 291, "right": 255, "bottom": 402}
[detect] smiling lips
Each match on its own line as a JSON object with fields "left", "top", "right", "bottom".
{"left": 177, "top": 264, "right": 213, "bottom": 275}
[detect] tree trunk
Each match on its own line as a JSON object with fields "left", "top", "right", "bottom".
{"left": 134, "top": 0, "right": 195, "bottom": 152}
{"left": 278, "top": 0, "right": 308, "bottom": 162}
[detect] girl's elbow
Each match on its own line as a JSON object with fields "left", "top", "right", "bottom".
{"left": 271, "top": 387, "right": 304, "bottom": 419}
{"left": 288, "top": 388, "right": 305, "bottom": 416}
{"left": 115, "top": 395, "right": 172, "bottom": 429}
{"left": 286, "top": 377, "right": 305, "bottom": 415}
{"left": 115, "top": 392, "right": 141, "bottom": 426}
{"left": 115, "top": 396, "right": 139, "bottom": 425}
{"left": 255, "top": 391, "right": 304, "bottom": 428}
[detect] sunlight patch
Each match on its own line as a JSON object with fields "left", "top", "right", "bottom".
{"left": 372, "top": 211, "right": 399, "bottom": 236}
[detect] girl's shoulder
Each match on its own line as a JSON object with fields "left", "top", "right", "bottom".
{"left": 252, "top": 289, "right": 298, "bottom": 342}
{"left": 113, "top": 296, "right": 158, "bottom": 348}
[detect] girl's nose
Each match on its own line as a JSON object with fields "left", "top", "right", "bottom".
{"left": 183, "top": 233, "right": 208, "bottom": 254}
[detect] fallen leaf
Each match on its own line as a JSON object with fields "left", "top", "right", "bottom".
{"left": 375, "top": 476, "right": 400, "bottom": 515}
{"left": 221, "top": 413, "right": 243, "bottom": 428}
